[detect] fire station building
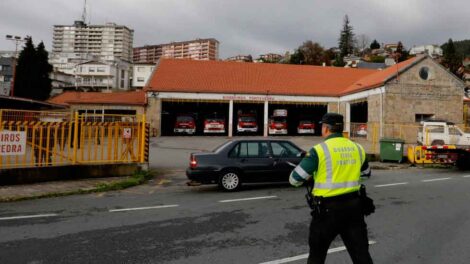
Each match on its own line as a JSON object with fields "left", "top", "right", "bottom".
{"left": 144, "top": 55, "right": 466, "bottom": 140}
{"left": 50, "top": 55, "right": 466, "bottom": 144}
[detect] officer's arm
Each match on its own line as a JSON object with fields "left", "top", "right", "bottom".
{"left": 289, "top": 148, "right": 318, "bottom": 187}
{"left": 361, "top": 158, "right": 371, "bottom": 177}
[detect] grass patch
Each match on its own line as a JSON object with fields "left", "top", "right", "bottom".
{"left": 0, "top": 169, "right": 157, "bottom": 202}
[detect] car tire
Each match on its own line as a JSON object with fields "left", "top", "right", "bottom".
{"left": 218, "top": 170, "right": 242, "bottom": 191}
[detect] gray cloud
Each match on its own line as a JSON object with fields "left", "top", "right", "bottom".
{"left": 0, "top": 0, "right": 469, "bottom": 58}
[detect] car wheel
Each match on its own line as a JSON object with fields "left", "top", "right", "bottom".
{"left": 218, "top": 170, "right": 241, "bottom": 191}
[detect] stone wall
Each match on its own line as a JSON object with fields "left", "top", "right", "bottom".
{"left": 384, "top": 57, "right": 464, "bottom": 125}
{"left": 383, "top": 57, "right": 464, "bottom": 142}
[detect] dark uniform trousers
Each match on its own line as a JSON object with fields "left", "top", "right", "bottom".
{"left": 307, "top": 195, "right": 373, "bottom": 264}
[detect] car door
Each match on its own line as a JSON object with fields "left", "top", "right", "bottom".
{"left": 270, "top": 141, "right": 304, "bottom": 182}
{"left": 231, "top": 141, "right": 274, "bottom": 182}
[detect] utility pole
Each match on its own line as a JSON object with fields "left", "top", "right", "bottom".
{"left": 5, "top": 35, "right": 27, "bottom": 97}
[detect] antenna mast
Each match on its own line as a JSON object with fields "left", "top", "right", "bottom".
{"left": 81, "top": 0, "right": 87, "bottom": 23}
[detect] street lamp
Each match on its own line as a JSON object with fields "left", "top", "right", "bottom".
{"left": 5, "top": 35, "right": 28, "bottom": 96}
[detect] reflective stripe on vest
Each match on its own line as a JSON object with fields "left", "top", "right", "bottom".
{"left": 312, "top": 138, "right": 364, "bottom": 197}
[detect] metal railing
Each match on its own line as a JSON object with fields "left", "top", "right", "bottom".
{"left": 0, "top": 109, "right": 148, "bottom": 169}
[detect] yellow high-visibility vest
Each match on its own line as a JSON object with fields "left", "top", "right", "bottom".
{"left": 312, "top": 137, "right": 365, "bottom": 197}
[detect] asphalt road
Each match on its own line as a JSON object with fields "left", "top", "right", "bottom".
{"left": 1, "top": 168, "right": 470, "bottom": 263}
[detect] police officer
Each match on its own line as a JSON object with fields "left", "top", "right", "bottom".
{"left": 289, "top": 113, "right": 373, "bottom": 264}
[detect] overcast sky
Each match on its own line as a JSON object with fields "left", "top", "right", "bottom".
{"left": 0, "top": 0, "right": 469, "bottom": 59}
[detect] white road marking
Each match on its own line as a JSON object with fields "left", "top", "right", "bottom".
{"left": 422, "top": 177, "right": 451, "bottom": 182}
{"left": 109, "top": 205, "right": 179, "bottom": 212}
{"left": 374, "top": 182, "right": 408, "bottom": 188}
{"left": 0, "top": 213, "right": 58, "bottom": 221}
{"left": 219, "top": 196, "right": 277, "bottom": 203}
{"left": 463, "top": 175, "right": 470, "bottom": 178}
{"left": 259, "top": 241, "right": 376, "bottom": 264}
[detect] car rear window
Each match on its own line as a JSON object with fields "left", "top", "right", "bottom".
{"left": 300, "top": 120, "right": 313, "bottom": 124}
{"left": 213, "top": 141, "right": 233, "bottom": 153}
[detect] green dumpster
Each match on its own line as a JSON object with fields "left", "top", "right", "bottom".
{"left": 379, "top": 138, "right": 405, "bottom": 163}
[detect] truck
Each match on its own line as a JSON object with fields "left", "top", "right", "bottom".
{"left": 237, "top": 111, "right": 258, "bottom": 133}
{"left": 408, "top": 120, "right": 470, "bottom": 169}
{"left": 268, "top": 109, "right": 288, "bottom": 135}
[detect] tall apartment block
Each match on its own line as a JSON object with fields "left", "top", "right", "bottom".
{"left": 51, "top": 21, "right": 134, "bottom": 74}
{"left": 50, "top": 21, "right": 134, "bottom": 91}
{"left": 133, "top": 38, "right": 219, "bottom": 64}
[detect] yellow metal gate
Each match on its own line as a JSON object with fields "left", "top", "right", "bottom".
{"left": 0, "top": 110, "right": 148, "bottom": 169}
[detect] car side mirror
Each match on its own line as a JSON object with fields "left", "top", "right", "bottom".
{"left": 298, "top": 151, "right": 306, "bottom": 158}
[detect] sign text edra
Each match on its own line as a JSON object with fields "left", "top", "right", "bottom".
{"left": 0, "top": 131, "right": 26, "bottom": 156}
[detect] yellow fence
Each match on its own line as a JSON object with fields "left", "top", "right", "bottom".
{"left": 348, "top": 122, "right": 422, "bottom": 154}
{"left": 0, "top": 109, "right": 148, "bottom": 169}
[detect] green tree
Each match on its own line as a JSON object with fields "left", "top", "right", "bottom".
{"left": 298, "top": 41, "right": 327, "bottom": 65}
{"left": 395, "top": 41, "right": 409, "bottom": 62}
{"left": 442, "top": 38, "right": 462, "bottom": 76}
{"left": 13, "top": 38, "right": 52, "bottom": 100}
{"left": 338, "top": 15, "right": 355, "bottom": 58}
{"left": 289, "top": 49, "right": 305, "bottom": 64}
{"left": 370, "top": 39, "right": 380, "bottom": 49}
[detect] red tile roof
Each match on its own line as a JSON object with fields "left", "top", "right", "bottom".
{"left": 342, "top": 57, "right": 420, "bottom": 95}
{"left": 146, "top": 57, "right": 421, "bottom": 97}
{"left": 48, "top": 91, "right": 147, "bottom": 106}
{"left": 145, "top": 59, "right": 377, "bottom": 97}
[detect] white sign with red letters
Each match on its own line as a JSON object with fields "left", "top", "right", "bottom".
{"left": 0, "top": 131, "right": 26, "bottom": 156}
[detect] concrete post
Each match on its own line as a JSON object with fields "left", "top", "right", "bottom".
{"left": 228, "top": 100, "right": 233, "bottom": 138}
{"left": 345, "top": 102, "right": 351, "bottom": 132}
{"left": 264, "top": 100, "right": 269, "bottom": 137}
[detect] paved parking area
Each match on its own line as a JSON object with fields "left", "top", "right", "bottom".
{"left": 149, "top": 136, "right": 372, "bottom": 169}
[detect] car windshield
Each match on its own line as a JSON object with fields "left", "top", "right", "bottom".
{"left": 272, "top": 117, "right": 286, "bottom": 122}
{"left": 206, "top": 118, "right": 224, "bottom": 122}
{"left": 240, "top": 116, "right": 256, "bottom": 122}
{"left": 176, "top": 116, "right": 193, "bottom": 122}
{"left": 212, "top": 141, "right": 233, "bottom": 153}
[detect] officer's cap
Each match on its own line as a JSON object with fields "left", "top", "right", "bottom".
{"left": 320, "top": 113, "right": 344, "bottom": 126}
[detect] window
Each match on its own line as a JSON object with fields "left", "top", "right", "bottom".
{"left": 137, "top": 77, "right": 145, "bottom": 82}
{"left": 88, "top": 67, "right": 95, "bottom": 72}
{"left": 415, "top": 114, "right": 434, "bottom": 122}
{"left": 271, "top": 142, "right": 301, "bottom": 158}
{"left": 97, "top": 67, "right": 105, "bottom": 72}
{"left": 232, "top": 142, "right": 269, "bottom": 158}
{"left": 419, "top": 67, "right": 430, "bottom": 80}
{"left": 449, "top": 127, "right": 462, "bottom": 136}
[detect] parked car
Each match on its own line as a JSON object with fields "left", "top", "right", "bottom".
{"left": 186, "top": 139, "right": 306, "bottom": 191}
{"left": 297, "top": 120, "right": 315, "bottom": 134}
{"left": 237, "top": 114, "right": 258, "bottom": 133}
{"left": 203, "top": 115, "right": 226, "bottom": 134}
{"left": 174, "top": 115, "right": 196, "bottom": 135}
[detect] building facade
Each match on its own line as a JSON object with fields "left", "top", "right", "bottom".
{"left": 133, "top": 38, "right": 219, "bottom": 64}
{"left": 226, "top": 55, "right": 253, "bottom": 62}
{"left": 409, "top": 45, "right": 443, "bottom": 58}
{"left": 132, "top": 64, "right": 155, "bottom": 88}
{"left": 0, "top": 57, "right": 14, "bottom": 96}
{"left": 74, "top": 59, "right": 131, "bottom": 91}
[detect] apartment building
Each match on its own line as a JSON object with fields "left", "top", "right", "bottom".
{"left": 133, "top": 38, "right": 219, "bottom": 64}
{"left": 50, "top": 21, "right": 134, "bottom": 74}
{"left": 257, "top": 53, "right": 283, "bottom": 63}
{"left": 226, "top": 55, "right": 253, "bottom": 62}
